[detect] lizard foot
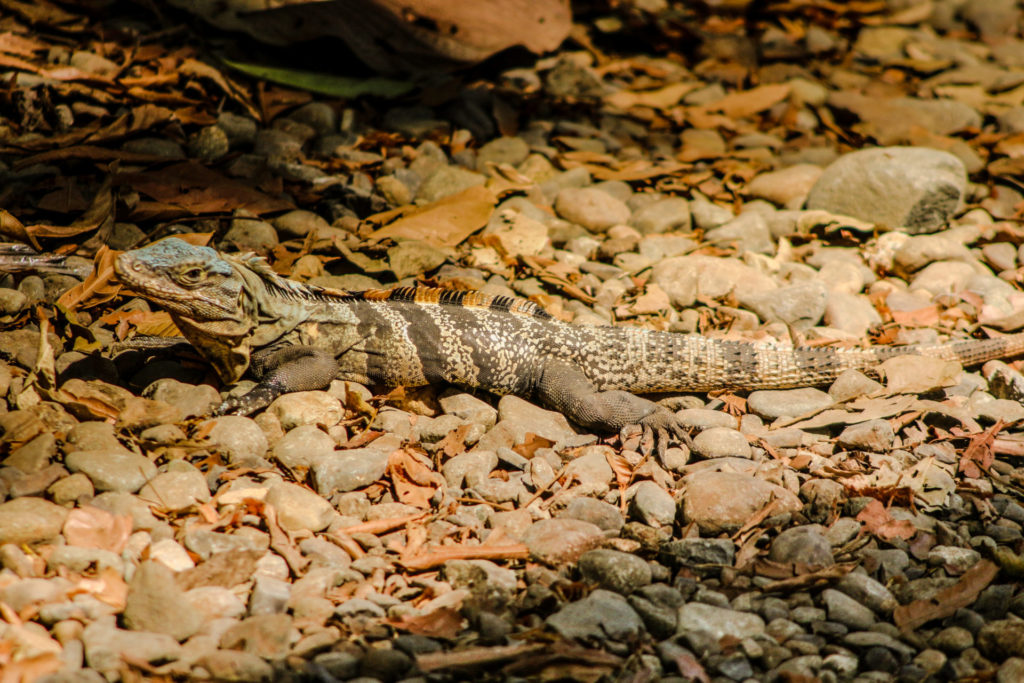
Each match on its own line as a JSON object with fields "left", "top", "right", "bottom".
{"left": 634, "top": 407, "right": 692, "bottom": 458}
{"left": 213, "top": 387, "right": 276, "bottom": 417}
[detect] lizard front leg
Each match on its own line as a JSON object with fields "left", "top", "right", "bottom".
{"left": 215, "top": 346, "right": 338, "bottom": 416}
{"left": 533, "top": 358, "right": 689, "bottom": 455}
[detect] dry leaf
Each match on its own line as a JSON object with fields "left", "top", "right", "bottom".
{"left": 368, "top": 185, "right": 497, "bottom": 248}
{"left": 63, "top": 505, "right": 132, "bottom": 553}
{"left": 878, "top": 355, "right": 961, "bottom": 394}
{"left": 959, "top": 421, "right": 1002, "bottom": 479}
{"left": 856, "top": 499, "right": 916, "bottom": 542}
{"left": 388, "top": 449, "right": 443, "bottom": 509}
{"left": 711, "top": 83, "right": 791, "bottom": 118}
{"left": 387, "top": 607, "right": 464, "bottom": 639}
{"left": 893, "top": 559, "right": 998, "bottom": 631}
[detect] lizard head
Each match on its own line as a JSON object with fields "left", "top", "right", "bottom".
{"left": 115, "top": 238, "right": 247, "bottom": 322}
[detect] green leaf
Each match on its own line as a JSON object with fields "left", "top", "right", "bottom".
{"left": 221, "top": 58, "right": 414, "bottom": 98}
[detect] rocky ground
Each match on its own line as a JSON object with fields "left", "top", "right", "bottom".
{"left": 4, "top": 0, "right": 1024, "bottom": 681}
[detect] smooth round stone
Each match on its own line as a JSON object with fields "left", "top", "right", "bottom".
{"left": 65, "top": 450, "right": 158, "bottom": 493}
{"left": 577, "top": 549, "right": 652, "bottom": 595}
{"left": 522, "top": 518, "right": 605, "bottom": 565}
{"left": 265, "top": 481, "right": 335, "bottom": 532}
{"left": 747, "top": 388, "right": 834, "bottom": 421}
{"left": 806, "top": 146, "right": 968, "bottom": 234}
{"left": 682, "top": 471, "right": 802, "bottom": 534}
{"left": 769, "top": 525, "right": 835, "bottom": 566}
{"left": 0, "top": 497, "right": 68, "bottom": 545}
{"left": 554, "top": 187, "right": 631, "bottom": 233}
{"left": 691, "top": 427, "right": 752, "bottom": 459}
{"left": 202, "top": 416, "right": 269, "bottom": 464}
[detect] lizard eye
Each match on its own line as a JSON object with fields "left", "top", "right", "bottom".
{"left": 180, "top": 267, "right": 205, "bottom": 283}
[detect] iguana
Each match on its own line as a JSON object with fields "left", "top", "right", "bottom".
{"left": 114, "top": 238, "right": 1024, "bottom": 450}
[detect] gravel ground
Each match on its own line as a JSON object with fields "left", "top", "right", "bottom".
{"left": 4, "top": 1, "right": 1024, "bottom": 681}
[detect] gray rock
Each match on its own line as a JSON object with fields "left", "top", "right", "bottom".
{"left": 496, "top": 395, "right": 577, "bottom": 443}
{"left": 271, "top": 209, "right": 331, "bottom": 239}
{"left": 439, "top": 392, "right": 498, "bottom": 428}
{"left": 221, "top": 216, "right": 278, "bottom": 251}
{"left": 927, "top": 545, "right": 981, "bottom": 574}
{"left": 629, "top": 480, "right": 676, "bottom": 527}
{"left": 821, "top": 588, "right": 876, "bottom": 630}
{"left": 523, "top": 518, "right": 605, "bottom": 565}
{"left": 554, "top": 187, "right": 631, "bottom": 233}
{"left": 65, "top": 450, "right": 157, "bottom": 493}
{"left": 442, "top": 449, "right": 497, "bottom": 489}
{"left": 272, "top": 425, "right": 335, "bottom": 469}
{"left": 682, "top": 471, "right": 802, "bottom": 534}
{"left": 740, "top": 280, "right": 827, "bottom": 329}
{"left": 183, "top": 529, "right": 269, "bottom": 560}
{"left": 931, "top": 625, "right": 974, "bottom": 653}
{"left": 837, "top": 419, "right": 895, "bottom": 452}
{"left": 691, "top": 427, "right": 751, "bottom": 459}
{"left": 829, "top": 370, "right": 884, "bottom": 402}
{"left": 659, "top": 538, "right": 735, "bottom": 568}
{"left": 705, "top": 212, "right": 773, "bottom": 254}
{"left": 312, "top": 445, "right": 391, "bottom": 495}
{"left": 124, "top": 561, "right": 204, "bottom": 641}
{"left": 747, "top": 388, "right": 834, "bottom": 420}
{"left": 677, "top": 602, "right": 766, "bottom": 655}
{"left": 578, "top": 549, "right": 652, "bottom": 595}
{"left": 416, "top": 165, "right": 486, "bottom": 202}
{"left": 476, "top": 137, "right": 530, "bottom": 169}
{"left": 137, "top": 469, "right": 210, "bottom": 512}
{"left": 443, "top": 559, "right": 518, "bottom": 612}
{"left": 198, "top": 650, "right": 273, "bottom": 682}
{"left": 65, "top": 421, "right": 122, "bottom": 452}
{"left": 83, "top": 620, "right": 182, "bottom": 673}
{"left": 769, "top": 525, "right": 835, "bottom": 566}
{"left": 268, "top": 391, "right": 343, "bottom": 430}
{"left": 0, "top": 497, "right": 67, "bottom": 545}
{"left": 202, "top": 416, "right": 268, "bottom": 464}
{"left": 977, "top": 620, "right": 1024, "bottom": 659}
{"left": 546, "top": 589, "right": 644, "bottom": 642}
{"left": 677, "top": 409, "right": 736, "bottom": 430}
{"left": 562, "top": 497, "right": 625, "bottom": 532}
{"left": 630, "top": 197, "right": 691, "bottom": 234}
{"left": 836, "top": 571, "right": 897, "bottom": 613}
{"left": 248, "top": 573, "right": 291, "bottom": 615}
{"left": 824, "top": 291, "right": 883, "bottom": 336}
{"left": 806, "top": 146, "right": 968, "bottom": 234}
{"left": 628, "top": 583, "right": 683, "bottom": 639}
{"left": 265, "top": 481, "right": 335, "bottom": 532}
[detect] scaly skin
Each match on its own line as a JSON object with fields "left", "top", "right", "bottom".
{"left": 114, "top": 238, "right": 1024, "bottom": 451}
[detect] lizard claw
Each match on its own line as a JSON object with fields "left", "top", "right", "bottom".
{"left": 637, "top": 407, "right": 691, "bottom": 458}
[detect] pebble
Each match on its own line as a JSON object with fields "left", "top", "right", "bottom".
{"left": 746, "top": 164, "right": 823, "bottom": 208}
{"left": 202, "top": 416, "right": 269, "bottom": 464}
{"left": 64, "top": 450, "right": 157, "bottom": 493}
{"left": 629, "top": 197, "right": 691, "bottom": 234}
{"left": 124, "top": 561, "right": 204, "bottom": 641}
{"left": 577, "top": 549, "right": 652, "bottom": 595}
{"left": 137, "top": 469, "right": 210, "bottom": 512}
{"left": 769, "top": 525, "right": 835, "bottom": 566}
{"left": 546, "top": 589, "right": 645, "bottom": 642}
{"left": 677, "top": 602, "right": 766, "bottom": 654}
{"left": 312, "top": 444, "right": 392, "bottom": 495}
{"left": 522, "top": 518, "right": 605, "bottom": 565}
{"left": 268, "top": 391, "right": 343, "bottom": 430}
{"left": 628, "top": 480, "right": 677, "bottom": 527}
{"left": 562, "top": 497, "right": 625, "bottom": 532}
{"left": 554, "top": 187, "right": 631, "bottom": 233}
{"left": 271, "top": 425, "right": 336, "bottom": 469}
{"left": 265, "top": 481, "right": 336, "bottom": 532}
{"left": 691, "top": 427, "right": 751, "bottom": 459}
{"left": 747, "top": 388, "right": 834, "bottom": 420}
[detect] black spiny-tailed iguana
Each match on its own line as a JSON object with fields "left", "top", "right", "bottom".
{"left": 114, "top": 238, "right": 1024, "bottom": 449}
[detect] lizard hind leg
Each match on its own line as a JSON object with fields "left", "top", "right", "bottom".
{"left": 215, "top": 346, "right": 338, "bottom": 416}
{"left": 533, "top": 359, "right": 689, "bottom": 456}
